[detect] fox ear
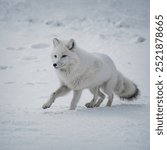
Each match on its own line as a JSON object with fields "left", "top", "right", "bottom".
{"left": 53, "top": 38, "right": 60, "bottom": 47}
{"left": 67, "top": 39, "right": 75, "bottom": 51}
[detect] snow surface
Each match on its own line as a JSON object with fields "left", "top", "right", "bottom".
{"left": 0, "top": 0, "right": 149, "bottom": 150}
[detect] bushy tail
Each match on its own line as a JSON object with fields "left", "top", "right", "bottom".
{"left": 114, "top": 72, "right": 139, "bottom": 100}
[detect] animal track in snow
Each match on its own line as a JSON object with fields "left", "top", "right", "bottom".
{"left": 4, "top": 81, "right": 16, "bottom": 84}
{"left": 6, "top": 47, "right": 25, "bottom": 51}
{"left": 31, "top": 43, "right": 49, "bottom": 49}
{"left": 0, "top": 66, "right": 8, "bottom": 70}
{"left": 25, "top": 82, "right": 35, "bottom": 86}
{"left": 22, "top": 56, "right": 37, "bottom": 61}
{"left": 36, "top": 82, "right": 48, "bottom": 85}
{"left": 135, "top": 36, "right": 146, "bottom": 43}
{"left": 115, "top": 20, "right": 130, "bottom": 28}
{"left": 45, "top": 20, "right": 64, "bottom": 27}
{"left": 0, "top": 66, "right": 13, "bottom": 70}
{"left": 132, "top": 35, "right": 146, "bottom": 43}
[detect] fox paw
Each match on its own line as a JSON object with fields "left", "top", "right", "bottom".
{"left": 85, "top": 102, "right": 94, "bottom": 108}
{"left": 42, "top": 102, "right": 52, "bottom": 109}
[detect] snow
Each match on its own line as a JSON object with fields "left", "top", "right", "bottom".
{"left": 0, "top": 0, "right": 149, "bottom": 150}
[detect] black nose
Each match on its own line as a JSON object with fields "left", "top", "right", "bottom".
{"left": 53, "top": 63, "right": 57, "bottom": 67}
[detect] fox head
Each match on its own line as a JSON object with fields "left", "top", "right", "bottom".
{"left": 51, "top": 38, "right": 79, "bottom": 70}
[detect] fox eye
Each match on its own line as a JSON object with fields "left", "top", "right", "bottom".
{"left": 62, "top": 55, "right": 67, "bottom": 58}
{"left": 54, "top": 55, "right": 57, "bottom": 58}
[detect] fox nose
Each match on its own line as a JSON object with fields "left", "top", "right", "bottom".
{"left": 53, "top": 63, "right": 57, "bottom": 67}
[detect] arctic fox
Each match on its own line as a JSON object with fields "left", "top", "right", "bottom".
{"left": 42, "top": 38, "right": 139, "bottom": 110}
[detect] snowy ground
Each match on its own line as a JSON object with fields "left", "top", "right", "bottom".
{"left": 0, "top": 0, "right": 149, "bottom": 150}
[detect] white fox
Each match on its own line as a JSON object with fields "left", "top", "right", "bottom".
{"left": 42, "top": 38, "right": 139, "bottom": 110}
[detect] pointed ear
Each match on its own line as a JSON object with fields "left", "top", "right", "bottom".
{"left": 53, "top": 38, "right": 60, "bottom": 47}
{"left": 67, "top": 39, "right": 75, "bottom": 51}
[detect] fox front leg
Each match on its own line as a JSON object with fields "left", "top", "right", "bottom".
{"left": 42, "top": 85, "right": 71, "bottom": 109}
{"left": 70, "top": 90, "right": 82, "bottom": 110}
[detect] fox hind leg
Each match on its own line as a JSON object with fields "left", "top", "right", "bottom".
{"left": 94, "top": 90, "right": 105, "bottom": 107}
{"left": 102, "top": 80, "right": 114, "bottom": 107}
{"left": 106, "top": 93, "right": 114, "bottom": 107}
{"left": 85, "top": 87, "right": 99, "bottom": 108}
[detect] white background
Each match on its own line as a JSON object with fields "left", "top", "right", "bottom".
{"left": 150, "top": 0, "right": 167, "bottom": 149}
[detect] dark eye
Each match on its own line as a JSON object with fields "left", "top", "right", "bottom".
{"left": 62, "top": 55, "right": 67, "bottom": 58}
{"left": 54, "top": 55, "right": 57, "bottom": 58}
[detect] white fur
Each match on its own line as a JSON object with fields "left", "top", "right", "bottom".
{"left": 42, "top": 38, "right": 139, "bottom": 110}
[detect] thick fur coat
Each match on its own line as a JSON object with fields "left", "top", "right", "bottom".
{"left": 42, "top": 38, "right": 139, "bottom": 110}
